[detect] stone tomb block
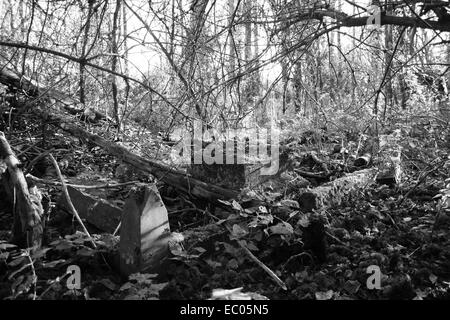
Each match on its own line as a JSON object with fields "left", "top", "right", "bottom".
{"left": 187, "top": 137, "right": 285, "bottom": 190}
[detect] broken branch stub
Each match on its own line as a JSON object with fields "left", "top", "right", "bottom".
{"left": 375, "top": 131, "right": 402, "bottom": 185}
{"left": 0, "top": 131, "right": 43, "bottom": 249}
{"left": 354, "top": 153, "right": 372, "bottom": 167}
{"left": 119, "top": 184, "right": 171, "bottom": 276}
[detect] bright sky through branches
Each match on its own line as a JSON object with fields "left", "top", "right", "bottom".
{"left": 125, "top": 0, "right": 373, "bottom": 82}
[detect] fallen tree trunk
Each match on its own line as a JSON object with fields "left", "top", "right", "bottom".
{"left": 0, "top": 132, "right": 43, "bottom": 249}
{"left": 0, "top": 68, "right": 109, "bottom": 123}
{"left": 34, "top": 109, "right": 238, "bottom": 201}
{"left": 0, "top": 69, "right": 39, "bottom": 96}
{"left": 297, "top": 168, "right": 376, "bottom": 212}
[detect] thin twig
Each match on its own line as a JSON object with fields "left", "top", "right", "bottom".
{"left": 233, "top": 235, "right": 287, "bottom": 291}
{"left": 112, "top": 222, "right": 121, "bottom": 236}
{"left": 325, "top": 231, "right": 348, "bottom": 247}
{"left": 283, "top": 252, "right": 314, "bottom": 269}
{"left": 48, "top": 154, "right": 96, "bottom": 248}
{"left": 25, "top": 251, "right": 37, "bottom": 300}
{"left": 37, "top": 272, "right": 71, "bottom": 300}
{"left": 26, "top": 173, "right": 139, "bottom": 189}
{"left": 205, "top": 211, "right": 287, "bottom": 291}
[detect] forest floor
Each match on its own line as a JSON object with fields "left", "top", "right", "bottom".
{"left": 1, "top": 109, "right": 450, "bottom": 300}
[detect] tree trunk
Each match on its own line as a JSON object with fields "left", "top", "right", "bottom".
{"left": 244, "top": 0, "right": 252, "bottom": 64}
{"left": 383, "top": 3, "right": 394, "bottom": 123}
{"left": 228, "top": 0, "right": 236, "bottom": 78}
{"left": 79, "top": 0, "right": 94, "bottom": 105}
{"left": 111, "top": 0, "right": 122, "bottom": 131}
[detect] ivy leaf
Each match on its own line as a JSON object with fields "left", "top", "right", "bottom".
{"left": 315, "top": 290, "right": 334, "bottom": 300}
{"left": 227, "top": 259, "right": 239, "bottom": 269}
{"left": 269, "top": 222, "right": 294, "bottom": 235}
{"left": 32, "top": 248, "right": 51, "bottom": 260}
{"left": 343, "top": 280, "right": 361, "bottom": 294}
{"left": 77, "top": 247, "right": 95, "bottom": 257}
{"left": 218, "top": 199, "right": 231, "bottom": 206}
{"left": 205, "top": 259, "right": 222, "bottom": 268}
{"left": 231, "top": 224, "right": 248, "bottom": 239}
{"left": 246, "top": 241, "right": 259, "bottom": 252}
{"left": 298, "top": 214, "right": 310, "bottom": 227}
{"left": 8, "top": 256, "right": 25, "bottom": 267}
{"left": 119, "top": 282, "right": 133, "bottom": 291}
{"left": 232, "top": 200, "right": 243, "bottom": 212}
{"left": 98, "top": 278, "right": 117, "bottom": 291}
{"left": 55, "top": 240, "right": 73, "bottom": 251}
{"left": 129, "top": 273, "right": 157, "bottom": 285}
{"left": 258, "top": 206, "right": 268, "bottom": 214}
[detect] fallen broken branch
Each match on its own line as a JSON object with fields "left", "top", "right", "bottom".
{"left": 206, "top": 210, "right": 287, "bottom": 291}
{"left": 297, "top": 168, "right": 376, "bottom": 212}
{"left": 0, "top": 68, "right": 109, "bottom": 123}
{"left": 34, "top": 109, "right": 238, "bottom": 201}
{"left": 26, "top": 173, "right": 139, "bottom": 189}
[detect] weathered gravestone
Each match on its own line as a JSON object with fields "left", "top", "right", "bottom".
{"left": 57, "top": 186, "right": 122, "bottom": 233}
{"left": 119, "top": 184, "right": 170, "bottom": 276}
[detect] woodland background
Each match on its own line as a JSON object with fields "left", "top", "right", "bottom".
{"left": 1, "top": 0, "right": 450, "bottom": 300}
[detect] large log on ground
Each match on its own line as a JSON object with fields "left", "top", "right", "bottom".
{"left": 34, "top": 109, "right": 238, "bottom": 201}
{"left": 0, "top": 69, "right": 39, "bottom": 95}
{"left": 297, "top": 168, "right": 376, "bottom": 212}
{"left": 0, "top": 132, "right": 43, "bottom": 249}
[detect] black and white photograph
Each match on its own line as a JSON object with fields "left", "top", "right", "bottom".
{"left": 0, "top": 0, "right": 450, "bottom": 307}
